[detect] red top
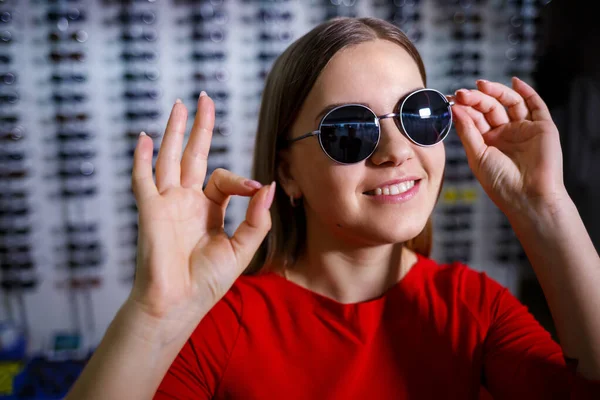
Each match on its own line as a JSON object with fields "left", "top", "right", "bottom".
{"left": 154, "top": 254, "right": 600, "bottom": 399}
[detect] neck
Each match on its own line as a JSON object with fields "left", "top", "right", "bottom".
{"left": 284, "top": 221, "right": 419, "bottom": 304}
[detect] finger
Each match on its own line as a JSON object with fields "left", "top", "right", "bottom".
{"left": 229, "top": 182, "right": 276, "bottom": 271}
{"left": 204, "top": 168, "right": 264, "bottom": 214}
{"left": 455, "top": 89, "right": 510, "bottom": 128}
{"left": 460, "top": 103, "right": 492, "bottom": 133}
{"left": 181, "top": 92, "right": 215, "bottom": 189}
{"left": 451, "top": 105, "right": 487, "bottom": 167}
{"left": 511, "top": 77, "right": 553, "bottom": 122}
{"left": 480, "top": 124, "right": 514, "bottom": 150}
{"left": 132, "top": 132, "right": 159, "bottom": 202}
{"left": 155, "top": 99, "right": 188, "bottom": 192}
{"left": 475, "top": 79, "right": 530, "bottom": 121}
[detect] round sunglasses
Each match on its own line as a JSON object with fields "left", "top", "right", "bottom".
{"left": 285, "top": 88, "right": 454, "bottom": 164}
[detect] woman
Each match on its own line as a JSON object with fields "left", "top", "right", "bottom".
{"left": 65, "top": 18, "right": 600, "bottom": 399}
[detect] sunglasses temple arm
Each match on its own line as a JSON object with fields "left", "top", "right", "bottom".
{"left": 288, "top": 130, "right": 320, "bottom": 143}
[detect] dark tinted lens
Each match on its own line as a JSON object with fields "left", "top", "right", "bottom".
{"left": 401, "top": 90, "right": 451, "bottom": 146}
{"left": 319, "top": 105, "right": 379, "bottom": 164}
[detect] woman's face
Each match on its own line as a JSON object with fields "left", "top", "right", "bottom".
{"left": 283, "top": 39, "right": 445, "bottom": 246}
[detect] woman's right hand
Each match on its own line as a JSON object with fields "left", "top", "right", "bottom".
{"left": 128, "top": 92, "right": 275, "bottom": 345}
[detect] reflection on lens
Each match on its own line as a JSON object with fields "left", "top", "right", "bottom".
{"left": 400, "top": 90, "right": 451, "bottom": 146}
{"left": 319, "top": 105, "right": 379, "bottom": 164}
{"left": 418, "top": 108, "right": 431, "bottom": 118}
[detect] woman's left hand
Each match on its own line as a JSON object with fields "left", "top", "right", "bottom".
{"left": 451, "top": 77, "right": 567, "bottom": 218}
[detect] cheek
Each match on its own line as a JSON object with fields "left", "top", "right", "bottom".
{"left": 301, "top": 164, "right": 363, "bottom": 211}
{"left": 423, "top": 145, "right": 446, "bottom": 183}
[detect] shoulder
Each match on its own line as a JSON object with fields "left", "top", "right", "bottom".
{"left": 415, "top": 255, "right": 511, "bottom": 328}
{"left": 156, "top": 274, "right": 276, "bottom": 398}
{"left": 158, "top": 272, "right": 280, "bottom": 396}
{"left": 192, "top": 271, "right": 282, "bottom": 336}
{"left": 417, "top": 255, "right": 505, "bottom": 295}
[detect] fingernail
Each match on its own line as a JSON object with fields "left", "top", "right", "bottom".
{"left": 264, "top": 182, "right": 276, "bottom": 209}
{"left": 455, "top": 89, "right": 469, "bottom": 96}
{"left": 199, "top": 91, "right": 207, "bottom": 98}
{"left": 139, "top": 131, "right": 147, "bottom": 137}
{"left": 476, "top": 79, "right": 488, "bottom": 84}
{"left": 175, "top": 98, "right": 182, "bottom": 104}
{"left": 244, "top": 179, "right": 263, "bottom": 190}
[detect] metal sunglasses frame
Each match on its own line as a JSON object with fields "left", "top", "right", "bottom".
{"left": 286, "top": 88, "right": 455, "bottom": 165}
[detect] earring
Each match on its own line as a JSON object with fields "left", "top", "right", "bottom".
{"left": 290, "top": 194, "right": 299, "bottom": 207}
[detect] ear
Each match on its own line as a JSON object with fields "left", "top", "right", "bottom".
{"left": 276, "top": 150, "right": 302, "bottom": 198}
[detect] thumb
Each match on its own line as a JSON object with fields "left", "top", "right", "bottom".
{"left": 452, "top": 105, "right": 487, "bottom": 169}
{"left": 229, "top": 182, "right": 276, "bottom": 271}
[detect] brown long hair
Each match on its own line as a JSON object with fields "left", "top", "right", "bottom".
{"left": 245, "top": 17, "right": 433, "bottom": 276}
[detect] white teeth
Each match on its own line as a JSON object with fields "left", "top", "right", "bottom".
{"left": 370, "top": 180, "right": 415, "bottom": 196}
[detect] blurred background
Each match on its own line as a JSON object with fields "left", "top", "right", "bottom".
{"left": 0, "top": 0, "right": 597, "bottom": 398}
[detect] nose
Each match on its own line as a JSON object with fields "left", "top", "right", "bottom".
{"left": 368, "top": 118, "right": 415, "bottom": 166}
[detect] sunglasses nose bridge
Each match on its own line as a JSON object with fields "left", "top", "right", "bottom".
{"left": 375, "top": 112, "right": 403, "bottom": 138}
{"left": 375, "top": 112, "right": 401, "bottom": 131}
{"left": 377, "top": 112, "right": 399, "bottom": 121}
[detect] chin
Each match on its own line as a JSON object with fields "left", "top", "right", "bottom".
{"left": 358, "top": 218, "right": 428, "bottom": 245}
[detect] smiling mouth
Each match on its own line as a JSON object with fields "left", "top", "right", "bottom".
{"left": 363, "top": 179, "right": 421, "bottom": 196}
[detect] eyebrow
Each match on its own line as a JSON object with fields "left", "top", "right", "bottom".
{"left": 314, "top": 102, "right": 370, "bottom": 123}
{"left": 314, "top": 87, "right": 425, "bottom": 124}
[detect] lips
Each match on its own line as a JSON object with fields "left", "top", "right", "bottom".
{"left": 363, "top": 177, "right": 422, "bottom": 195}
